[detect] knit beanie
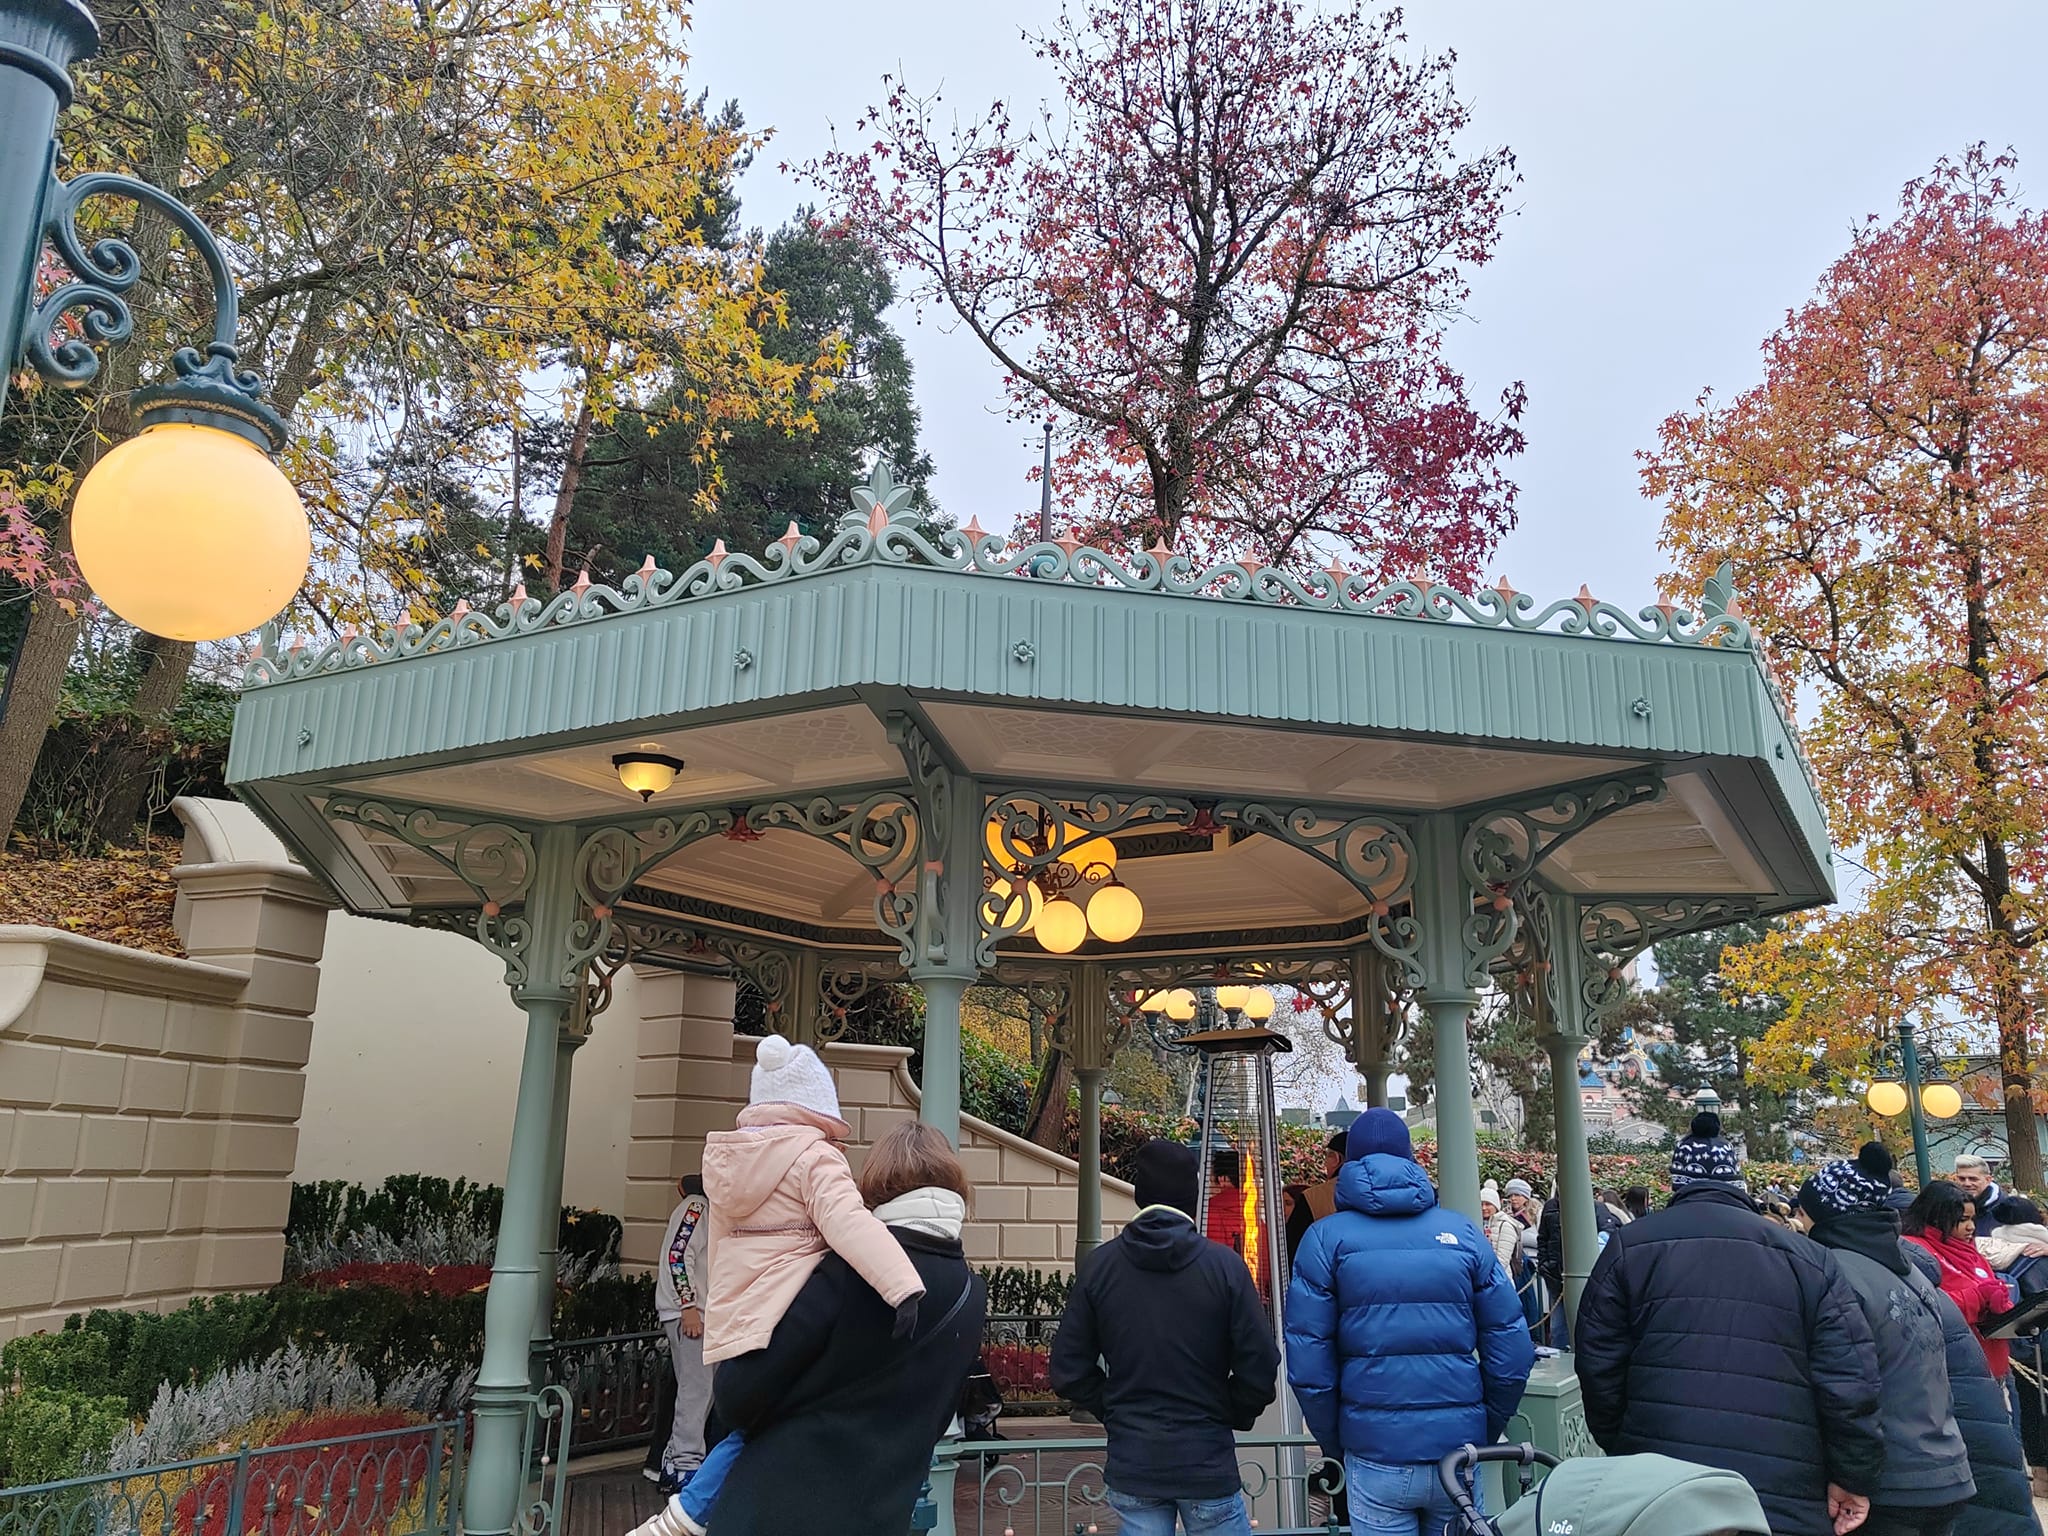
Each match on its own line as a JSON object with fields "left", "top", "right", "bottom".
{"left": 1480, "top": 1180, "right": 1502, "bottom": 1209}
{"left": 1346, "top": 1106, "right": 1414, "bottom": 1163}
{"left": 1131, "top": 1139, "right": 1199, "bottom": 1218}
{"left": 1800, "top": 1142, "right": 1894, "bottom": 1221}
{"left": 749, "top": 1034, "right": 849, "bottom": 1135}
{"left": 1669, "top": 1111, "right": 1743, "bottom": 1188}
{"left": 1504, "top": 1178, "right": 1534, "bottom": 1200}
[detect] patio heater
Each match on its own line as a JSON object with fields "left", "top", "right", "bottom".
{"left": 1186, "top": 1025, "right": 1308, "bottom": 1525}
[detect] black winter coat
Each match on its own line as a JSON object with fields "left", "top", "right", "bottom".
{"left": 1535, "top": 1194, "right": 1620, "bottom": 1284}
{"left": 1903, "top": 1245, "right": 2040, "bottom": 1536}
{"left": 1049, "top": 1208, "right": 1280, "bottom": 1500}
{"left": 710, "top": 1226, "right": 985, "bottom": 1536}
{"left": 1575, "top": 1183, "right": 1884, "bottom": 1536}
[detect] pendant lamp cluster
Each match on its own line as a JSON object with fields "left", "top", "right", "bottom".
{"left": 1139, "top": 985, "right": 1276, "bottom": 1023}
{"left": 986, "top": 810, "right": 1146, "bottom": 953}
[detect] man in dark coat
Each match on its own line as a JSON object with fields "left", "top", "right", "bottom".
{"left": 1536, "top": 1188, "right": 1619, "bottom": 1346}
{"left": 1286, "top": 1108, "right": 1534, "bottom": 1533}
{"left": 1575, "top": 1112, "right": 1885, "bottom": 1536}
{"left": 1051, "top": 1139, "right": 1279, "bottom": 1535}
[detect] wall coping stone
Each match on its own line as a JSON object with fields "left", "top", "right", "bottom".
{"left": 168, "top": 861, "right": 334, "bottom": 910}
{"left": 0, "top": 930, "right": 248, "bottom": 1032}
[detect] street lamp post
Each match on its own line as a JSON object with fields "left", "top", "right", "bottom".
{"left": 2, "top": 0, "right": 309, "bottom": 642}
{"left": 1865, "top": 1020, "right": 1964, "bottom": 1189}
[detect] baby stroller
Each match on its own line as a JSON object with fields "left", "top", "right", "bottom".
{"left": 1438, "top": 1445, "right": 1771, "bottom": 1536}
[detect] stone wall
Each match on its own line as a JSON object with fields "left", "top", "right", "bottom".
{"left": 0, "top": 815, "right": 330, "bottom": 1340}
{"left": 623, "top": 967, "right": 1136, "bottom": 1272}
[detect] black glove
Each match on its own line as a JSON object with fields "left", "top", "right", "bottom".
{"left": 892, "top": 1295, "right": 921, "bottom": 1340}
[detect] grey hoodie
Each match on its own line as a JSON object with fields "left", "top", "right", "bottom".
{"left": 1825, "top": 1238, "right": 1975, "bottom": 1509}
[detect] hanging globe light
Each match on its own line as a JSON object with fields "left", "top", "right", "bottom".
{"left": 1060, "top": 831, "right": 1118, "bottom": 878}
{"left": 1035, "top": 897, "right": 1089, "bottom": 954}
{"left": 73, "top": 417, "right": 308, "bottom": 641}
{"left": 1084, "top": 878, "right": 1143, "bottom": 944}
{"left": 1138, "top": 989, "right": 1172, "bottom": 1012}
{"left": 1865, "top": 1080, "right": 1909, "bottom": 1118}
{"left": 1164, "top": 988, "right": 1198, "bottom": 1022}
{"left": 1920, "top": 1082, "right": 1964, "bottom": 1120}
{"left": 1243, "top": 987, "right": 1276, "bottom": 1022}
{"left": 1216, "top": 984, "right": 1251, "bottom": 1014}
{"left": 989, "top": 876, "right": 1044, "bottom": 933}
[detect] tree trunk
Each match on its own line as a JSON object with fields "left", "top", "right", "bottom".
{"left": 79, "top": 635, "right": 198, "bottom": 847}
{"left": 1024, "top": 1043, "right": 1073, "bottom": 1152}
{"left": 0, "top": 539, "right": 85, "bottom": 844}
{"left": 543, "top": 391, "right": 596, "bottom": 593}
{"left": 1990, "top": 918, "right": 2042, "bottom": 1191}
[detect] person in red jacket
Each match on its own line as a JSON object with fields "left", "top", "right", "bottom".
{"left": 1904, "top": 1180, "right": 2014, "bottom": 1381}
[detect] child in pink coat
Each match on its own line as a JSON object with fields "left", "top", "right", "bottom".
{"left": 634, "top": 1034, "right": 926, "bottom": 1536}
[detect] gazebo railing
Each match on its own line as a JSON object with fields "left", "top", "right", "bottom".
{"left": 535, "top": 1331, "right": 666, "bottom": 1455}
{"left": 0, "top": 1418, "right": 464, "bottom": 1536}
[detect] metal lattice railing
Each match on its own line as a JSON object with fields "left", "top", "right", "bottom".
{"left": 535, "top": 1331, "right": 666, "bottom": 1455}
{"left": 0, "top": 1419, "right": 464, "bottom": 1536}
{"left": 933, "top": 1434, "right": 1346, "bottom": 1536}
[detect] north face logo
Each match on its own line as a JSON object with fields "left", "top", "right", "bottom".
{"left": 1436, "top": 1232, "right": 1461, "bottom": 1245}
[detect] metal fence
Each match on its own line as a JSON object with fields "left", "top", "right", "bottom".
{"left": 0, "top": 1419, "right": 464, "bottom": 1536}
{"left": 535, "top": 1331, "right": 666, "bottom": 1455}
{"left": 935, "top": 1434, "right": 1345, "bottom": 1536}
{"left": 979, "top": 1314, "right": 1066, "bottom": 1413}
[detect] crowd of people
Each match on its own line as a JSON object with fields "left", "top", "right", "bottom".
{"left": 620, "top": 1035, "right": 2047, "bottom": 1536}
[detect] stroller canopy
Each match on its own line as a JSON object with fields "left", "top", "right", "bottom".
{"left": 1496, "top": 1454, "right": 1771, "bottom": 1536}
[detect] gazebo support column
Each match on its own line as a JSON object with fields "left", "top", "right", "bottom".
{"left": 915, "top": 973, "right": 969, "bottom": 1145}
{"left": 1540, "top": 891, "right": 1602, "bottom": 1343}
{"left": 1070, "top": 962, "right": 1111, "bottom": 1263}
{"left": 1414, "top": 815, "right": 1483, "bottom": 1218}
{"left": 466, "top": 825, "right": 580, "bottom": 1536}
{"left": 529, "top": 1027, "right": 583, "bottom": 1375}
{"left": 1347, "top": 943, "right": 1394, "bottom": 1109}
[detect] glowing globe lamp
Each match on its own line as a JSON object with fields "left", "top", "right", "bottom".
{"left": 1865, "top": 1080, "right": 1909, "bottom": 1118}
{"left": 1035, "top": 897, "right": 1088, "bottom": 954}
{"left": 1164, "top": 988, "right": 1198, "bottom": 1023}
{"left": 1243, "top": 987, "right": 1276, "bottom": 1022}
{"left": 1216, "top": 984, "right": 1251, "bottom": 1014}
{"left": 612, "top": 751, "right": 685, "bottom": 802}
{"left": 1061, "top": 833, "right": 1118, "bottom": 878}
{"left": 1138, "top": 989, "right": 1171, "bottom": 1012}
{"left": 72, "top": 421, "right": 308, "bottom": 641}
{"left": 1084, "top": 879, "right": 1143, "bottom": 944}
{"left": 990, "top": 877, "right": 1044, "bottom": 933}
{"left": 1920, "top": 1082, "right": 1964, "bottom": 1120}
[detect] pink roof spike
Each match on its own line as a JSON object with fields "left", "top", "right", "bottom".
{"left": 511, "top": 582, "right": 528, "bottom": 606}
{"left": 572, "top": 569, "right": 590, "bottom": 595}
{"left": 1054, "top": 529, "right": 1083, "bottom": 557}
{"left": 452, "top": 599, "right": 470, "bottom": 619}
{"left": 707, "top": 538, "right": 729, "bottom": 568}
{"left": 339, "top": 624, "right": 357, "bottom": 643}
{"left": 1574, "top": 584, "right": 1598, "bottom": 611}
{"left": 1325, "top": 555, "right": 1351, "bottom": 579}
{"left": 866, "top": 503, "right": 890, "bottom": 536}
{"left": 1654, "top": 599, "right": 1677, "bottom": 619}
{"left": 961, "top": 516, "right": 989, "bottom": 543}
{"left": 637, "top": 554, "right": 657, "bottom": 578}
{"left": 778, "top": 521, "right": 803, "bottom": 551}
{"left": 1146, "top": 537, "right": 1173, "bottom": 561}
{"left": 1492, "top": 575, "right": 1517, "bottom": 599}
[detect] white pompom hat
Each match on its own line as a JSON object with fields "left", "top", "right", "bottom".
{"left": 749, "top": 1034, "right": 849, "bottom": 1134}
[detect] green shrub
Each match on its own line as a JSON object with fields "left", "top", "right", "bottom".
{"left": 961, "top": 1033, "right": 1031, "bottom": 1134}
{"left": 978, "top": 1266, "right": 1072, "bottom": 1317}
{"left": 555, "top": 1274, "right": 656, "bottom": 1339}
{"left": 0, "top": 1386, "right": 128, "bottom": 1486}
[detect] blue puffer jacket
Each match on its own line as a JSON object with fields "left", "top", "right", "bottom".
{"left": 1285, "top": 1153, "right": 1534, "bottom": 1464}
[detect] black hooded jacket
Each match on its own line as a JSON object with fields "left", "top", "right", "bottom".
{"left": 1575, "top": 1182, "right": 1885, "bottom": 1536}
{"left": 1049, "top": 1206, "right": 1280, "bottom": 1499}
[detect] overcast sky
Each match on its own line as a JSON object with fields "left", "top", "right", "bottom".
{"left": 692, "top": 0, "right": 2048, "bottom": 612}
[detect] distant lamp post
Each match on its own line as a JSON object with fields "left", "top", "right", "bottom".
{"left": 1865, "top": 1019, "right": 1961, "bottom": 1189}
{"left": 1693, "top": 1086, "right": 1723, "bottom": 1117}
{"left": 3, "top": 0, "right": 308, "bottom": 642}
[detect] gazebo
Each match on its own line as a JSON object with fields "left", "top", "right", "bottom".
{"left": 225, "top": 465, "right": 1831, "bottom": 1531}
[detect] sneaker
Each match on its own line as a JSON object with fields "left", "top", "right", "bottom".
{"left": 640, "top": 1467, "right": 661, "bottom": 1485}
{"left": 627, "top": 1501, "right": 699, "bottom": 1536}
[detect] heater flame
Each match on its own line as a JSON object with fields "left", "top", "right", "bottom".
{"left": 1240, "top": 1143, "right": 1263, "bottom": 1301}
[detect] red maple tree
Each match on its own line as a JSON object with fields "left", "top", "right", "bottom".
{"left": 806, "top": 0, "right": 1524, "bottom": 584}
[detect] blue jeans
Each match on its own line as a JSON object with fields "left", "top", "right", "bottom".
{"left": 674, "top": 1430, "right": 742, "bottom": 1523}
{"left": 1104, "top": 1489, "right": 1253, "bottom": 1534}
{"left": 1344, "top": 1455, "right": 1475, "bottom": 1536}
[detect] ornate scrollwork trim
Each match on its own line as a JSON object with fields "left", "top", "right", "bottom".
{"left": 1578, "top": 894, "right": 1763, "bottom": 1017}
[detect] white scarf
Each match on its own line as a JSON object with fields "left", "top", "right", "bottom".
{"left": 873, "top": 1186, "right": 968, "bottom": 1239}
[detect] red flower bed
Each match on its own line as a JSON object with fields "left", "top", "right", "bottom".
{"left": 173, "top": 1411, "right": 444, "bottom": 1536}
{"left": 298, "top": 1262, "right": 491, "bottom": 1297}
{"left": 984, "top": 1342, "right": 1053, "bottom": 1399}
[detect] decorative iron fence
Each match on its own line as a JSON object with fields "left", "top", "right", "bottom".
{"left": 0, "top": 1418, "right": 464, "bottom": 1536}
{"left": 536, "top": 1331, "right": 666, "bottom": 1455}
{"left": 935, "top": 1433, "right": 1345, "bottom": 1536}
{"left": 979, "top": 1315, "right": 1066, "bottom": 1413}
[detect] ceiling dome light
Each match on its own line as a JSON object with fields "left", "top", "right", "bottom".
{"left": 72, "top": 421, "right": 309, "bottom": 641}
{"left": 1035, "top": 897, "right": 1088, "bottom": 954}
{"left": 1865, "top": 1080, "right": 1909, "bottom": 1118}
{"left": 1216, "top": 984, "right": 1251, "bottom": 1013}
{"left": 613, "top": 751, "right": 685, "bottom": 802}
{"left": 1084, "top": 880, "right": 1143, "bottom": 944}
{"left": 989, "top": 877, "right": 1044, "bottom": 933}
{"left": 1920, "top": 1082, "right": 1963, "bottom": 1120}
{"left": 1243, "top": 987, "right": 1276, "bottom": 1022}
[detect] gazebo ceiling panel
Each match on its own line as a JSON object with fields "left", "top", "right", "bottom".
{"left": 1538, "top": 791, "right": 1768, "bottom": 896}
{"left": 922, "top": 701, "right": 1635, "bottom": 808}
{"left": 337, "top": 703, "right": 901, "bottom": 821}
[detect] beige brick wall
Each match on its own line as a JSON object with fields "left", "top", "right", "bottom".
{"left": 0, "top": 841, "right": 331, "bottom": 1341}
{"left": 622, "top": 985, "right": 1136, "bottom": 1274}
